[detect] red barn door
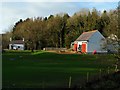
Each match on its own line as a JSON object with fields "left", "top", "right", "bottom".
{"left": 74, "top": 44, "right": 77, "bottom": 51}
{"left": 81, "top": 43, "right": 86, "bottom": 53}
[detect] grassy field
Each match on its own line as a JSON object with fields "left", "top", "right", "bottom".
{"left": 2, "top": 50, "right": 117, "bottom": 88}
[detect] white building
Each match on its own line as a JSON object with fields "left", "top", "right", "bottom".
{"left": 73, "top": 30, "right": 107, "bottom": 53}
{"left": 9, "top": 38, "right": 24, "bottom": 50}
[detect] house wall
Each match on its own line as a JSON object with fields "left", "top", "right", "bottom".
{"left": 9, "top": 44, "right": 24, "bottom": 50}
{"left": 87, "top": 31, "right": 107, "bottom": 53}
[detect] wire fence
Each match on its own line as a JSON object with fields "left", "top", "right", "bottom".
{"left": 3, "top": 67, "right": 119, "bottom": 89}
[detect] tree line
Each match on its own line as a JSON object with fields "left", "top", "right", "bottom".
{"left": 2, "top": 7, "right": 120, "bottom": 50}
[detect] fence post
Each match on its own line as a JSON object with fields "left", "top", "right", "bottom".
{"left": 99, "top": 69, "right": 101, "bottom": 78}
{"left": 115, "top": 64, "right": 118, "bottom": 72}
{"left": 87, "top": 72, "right": 89, "bottom": 82}
{"left": 68, "top": 76, "right": 72, "bottom": 88}
{"left": 108, "top": 67, "right": 110, "bottom": 74}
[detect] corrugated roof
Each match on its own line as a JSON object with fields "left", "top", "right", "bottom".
{"left": 10, "top": 40, "right": 24, "bottom": 44}
{"left": 75, "top": 30, "right": 98, "bottom": 41}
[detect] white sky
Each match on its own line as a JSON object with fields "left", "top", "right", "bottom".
{"left": 0, "top": 0, "right": 119, "bottom": 34}
{"left": 1, "top": 0, "right": 120, "bottom": 2}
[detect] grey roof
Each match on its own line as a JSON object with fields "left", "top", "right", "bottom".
{"left": 75, "top": 30, "right": 98, "bottom": 41}
{"left": 10, "top": 40, "right": 24, "bottom": 44}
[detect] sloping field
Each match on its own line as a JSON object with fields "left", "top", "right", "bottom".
{"left": 2, "top": 50, "right": 117, "bottom": 88}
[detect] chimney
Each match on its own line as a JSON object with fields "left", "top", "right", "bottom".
{"left": 23, "top": 38, "right": 24, "bottom": 41}
{"left": 10, "top": 37, "right": 12, "bottom": 41}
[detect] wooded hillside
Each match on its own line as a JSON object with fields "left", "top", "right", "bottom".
{"left": 2, "top": 7, "right": 120, "bottom": 50}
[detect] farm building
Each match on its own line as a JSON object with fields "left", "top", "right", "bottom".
{"left": 73, "top": 30, "right": 107, "bottom": 53}
{"left": 9, "top": 38, "right": 24, "bottom": 50}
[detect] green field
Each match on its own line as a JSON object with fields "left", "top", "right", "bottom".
{"left": 2, "top": 50, "right": 117, "bottom": 88}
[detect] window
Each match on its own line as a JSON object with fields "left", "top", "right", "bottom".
{"left": 78, "top": 45, "right": 81, "bottom": 51}
{"left": 18, "top": 46, "right": 20, "bottom": 48}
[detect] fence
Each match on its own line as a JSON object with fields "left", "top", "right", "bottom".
{"left": 76, "top": 68, "right": 117, "bottom": 88}
{"left": 43, "top": 47, "right": 67, "bottom": 51}
{"left": 3, "top": 67, "right": 118, "bottom": 88}
{"left": 38, "top": 69, "right": 117, "bottom": 88}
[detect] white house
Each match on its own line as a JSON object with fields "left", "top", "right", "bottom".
{"left": 73, "top": 30, "right": 107, "bottom": 53}
{"left": 9, "top": 38, "right": 24, "bottom": 50}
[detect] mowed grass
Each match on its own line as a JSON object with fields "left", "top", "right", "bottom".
{"left": 2, "top": 50, "right": 117, "bottom": 88}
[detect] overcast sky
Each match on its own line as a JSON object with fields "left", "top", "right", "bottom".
{"left": 0, "top": 0, "right": 119, "bottom": 34}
